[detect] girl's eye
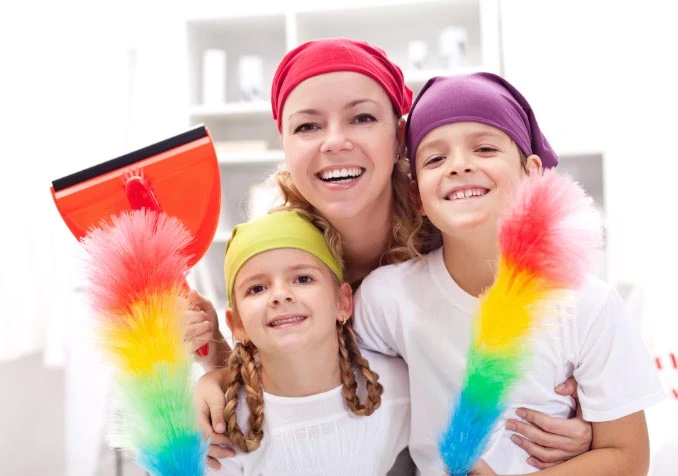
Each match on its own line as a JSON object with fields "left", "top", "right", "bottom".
{"left": 295, "top": 275, "right": 314, "bottom": 284}
{"left": 247, "top": 284, "right": 266, "bottom": 295}
{"left": 353, "top": 113, "right": 376, "bottom": 124}
{"left": 294, "top": 123, "right": 319, "bottom": 134}
{"left": 477, "top": 146, "right": 498, "bottom": 154}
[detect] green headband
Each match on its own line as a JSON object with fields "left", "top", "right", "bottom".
{"left": 224, "top": 211, "right": 343, "bottom": 303}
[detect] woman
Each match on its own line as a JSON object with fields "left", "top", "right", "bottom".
{"left": 187, "top": 38, "right": 592, "bottom": 473}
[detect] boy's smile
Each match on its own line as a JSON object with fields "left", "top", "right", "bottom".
{"left": 444, "top": 185, "right": 490, "bottom": 201}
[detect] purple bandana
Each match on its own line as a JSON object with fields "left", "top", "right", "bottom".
{"left": 406, "top": 72, "right": 558, "bottom": 178}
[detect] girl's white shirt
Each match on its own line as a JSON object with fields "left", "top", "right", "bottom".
{"left": 215, "top": 350, "right": 410, "bottom": 475}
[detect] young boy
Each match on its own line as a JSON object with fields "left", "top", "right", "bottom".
{"left": 353, "top": 72, "right": 666, "bottom": 475}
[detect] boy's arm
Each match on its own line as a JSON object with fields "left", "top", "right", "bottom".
{"left": 525, "top": 284, "right": 660, "bottom": 474}
{"left": 477, "top": 283, "right": 662, "bottom": 476}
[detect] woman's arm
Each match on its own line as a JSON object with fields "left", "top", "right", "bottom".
{"left": 506, "top": 378, "right": 592, "bottom": 469}
{"left": 472, "top": 411, "right": 650, "bottom": 476}
{"left": 193, "top": 367, "right": 236, "bottom": 470}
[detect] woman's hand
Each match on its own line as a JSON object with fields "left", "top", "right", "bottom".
{"left": 194, "top": 367, "right": 235, "bottom": 470}
{"left": 468, "top": 459, "right": 498, "bottom": 476}
{"left": 506, "top": 377, "right": 592, "bottom": 469}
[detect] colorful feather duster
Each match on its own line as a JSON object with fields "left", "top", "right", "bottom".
{"left": 81, "top": 209, "right": 208, "bottom": 476}
{"left": 439, "top": 169, "right": 603, "bottom": 475}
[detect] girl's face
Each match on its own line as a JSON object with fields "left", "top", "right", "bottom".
{"left": 280, "top": 72, "right": 402, "bottom": 222}
{"left": 414, "top": 121, "right": 541, "bottom": 239}
{"left": 227, "top": 248, "right": 352, "bottom": 357}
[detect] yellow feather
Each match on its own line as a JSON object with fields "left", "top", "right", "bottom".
{"left": 475, "top": 259, "right": 550, "bottom": 352}
{"left": 99, "top": 291, "right": 190, "bottom": 376}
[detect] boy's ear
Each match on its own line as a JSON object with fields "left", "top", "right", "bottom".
{"left": 525, "top": 154, "right": 543, "bottom": 176}
{"left": 226, "top": 307, "right": 248, "bottom": 342}
{"left": 336, "top": 282, "right": 354, "bottom": 323}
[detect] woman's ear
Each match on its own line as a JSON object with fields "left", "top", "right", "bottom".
{"left": 226, "top": 307, "right": 248, "bottom": 343}
{"left": 335, "top": 282, "right": 354, "bottom": 323}
{"left": 525, "top": 154, "right": 543, "bottom": 176}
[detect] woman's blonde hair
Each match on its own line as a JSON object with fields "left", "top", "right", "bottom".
{"left": 273, "top": 155, "right": 440, "bottom": 271}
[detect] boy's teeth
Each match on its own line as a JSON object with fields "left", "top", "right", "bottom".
{"left": 319, "top": 167, "right": 363, "bottom": 181}
{"left": 448, "top": 188, "right": 488, "bottom": 200}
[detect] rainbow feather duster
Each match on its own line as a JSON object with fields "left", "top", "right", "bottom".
{"left": 439, "top": 169, "right": 603, "bottom": 475}
{"left": 81, "top": 209, "right": 208, "bottom": 476}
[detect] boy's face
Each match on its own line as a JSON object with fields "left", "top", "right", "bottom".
{"left": 227, "top": 248, "right": 352, "bottom": 356}
{"left": 414, "top": 121, "right": 541, "bottom": 238}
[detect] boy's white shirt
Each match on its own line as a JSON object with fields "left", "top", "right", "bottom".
{"left": 214, "top": 350, "right": 410, "bottom": 475}
{"left": 353, "top": 247, "right": 667, "bottom": 476}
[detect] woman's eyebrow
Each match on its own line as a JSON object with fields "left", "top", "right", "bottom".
{"left": 288, "top": 108, "right": 321, "bottom": 119}
{"left": 345, "top": 98, "right": 378, "bottom": 109}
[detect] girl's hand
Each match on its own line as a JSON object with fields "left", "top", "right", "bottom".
{"left": 185, "top": 290, "right": 229, "bottom": 370}
{"left": 506, "top": 377, "right": 592, "bottom": 469}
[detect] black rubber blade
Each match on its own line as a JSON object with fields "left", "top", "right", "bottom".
{"left": 52, "top": 124, "right": 208, "bottom": 192}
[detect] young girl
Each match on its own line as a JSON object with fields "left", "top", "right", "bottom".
{"left": 352, "top": 72, "right": 666, "bottom": 475}
{"left": 208, "top": 209, "right": 410, "bottom": 474}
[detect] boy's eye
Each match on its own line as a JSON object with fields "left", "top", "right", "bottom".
{"left": 353, "top": 113, "right": 376, "bottom": 124}
{"left": 295, "top": 274, "right": 314, "bottom": 284}
{"left": 294, "top": 123, "right": 319, "bottom": 133}
{"left": 247, "top": 284, "right": 266, "bottom": 295}
{"left": 423, "top": 155, "right": 445, "bottom": 167}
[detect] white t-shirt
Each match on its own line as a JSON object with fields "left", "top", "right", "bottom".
{"left": 353, "top": 247, "right": 666, "bottom": 476}
{"left": 215, "top": 350, "right": 410, "bottom": 475}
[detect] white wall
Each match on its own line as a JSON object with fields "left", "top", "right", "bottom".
{"left": 0, "top": 2, "right": 151, "bottom": 475}
{"left": 0, "top": 354, "right": 65, "bottom": 475}
{"left": 501, "top": 0, "right": 678, "bottom": 342}
{"left": 501, "top": 1, "right": 678, "bottom": 473}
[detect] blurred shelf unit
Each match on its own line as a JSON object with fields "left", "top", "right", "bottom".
{"left": 557, "top": 150, "right": 609, "bottom": 281}
{"left": 183, "top": 0, "right": 502, "bottom": 306}
{"left": 557, "top": 150, "right": 605, "bottom": 209}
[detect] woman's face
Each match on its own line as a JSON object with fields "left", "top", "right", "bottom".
{"left": 280, "top": 72, "right": 401, "bottom": 222}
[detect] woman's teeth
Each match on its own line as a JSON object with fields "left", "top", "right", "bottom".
{"left": 447, "top": 188, "right": 488, "bottom": 200}
{"left": 319, "top": 167, "right": 364, "bottom": 182}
